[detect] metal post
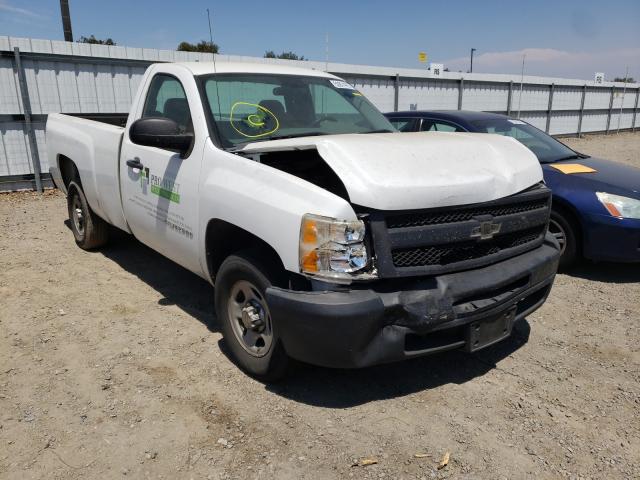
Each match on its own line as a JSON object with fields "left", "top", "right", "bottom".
{"left": 545, "top": 83, "right": 554, "bottom": 133}
{"left": 632, "top": 88, "right": 639, "bottom": 132}
{"left": 60, "top": 0, "right": 73, "bottom": 42}
{"left": 577, "top": 84, "right": 587, "bottom": 137}
{"left": 393, "top": 74, "right": 399, "bottom": 112}
{"left": 506, "top": 81, "right": 513, "bottom": 116}
{"left": 14, "top": 47, "right": 43, "bottom": 193}
{"left": 458, "top": 78, "right": 464, "bottom": 110}
{"left": 605, "top": 86, "right": 615, "bottom": 134}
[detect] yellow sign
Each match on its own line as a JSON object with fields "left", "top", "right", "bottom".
{"left": 418, "top": 52, "right": 427, "bottom": 63}
{"left": 549, "top": 163, "right": 597, "bottom": 174}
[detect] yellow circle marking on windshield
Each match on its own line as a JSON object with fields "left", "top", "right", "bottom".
{"left": 230, "top": 102, "right": 280, "bottom": 138}
{"left": 247, "top": 114, "right": 265, "bottom": 127}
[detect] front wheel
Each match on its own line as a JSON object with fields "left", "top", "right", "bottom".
{"left": 67, "top": 181, "right": 109, "bottom": 250}
{"left": 548, "top": 209, "right": 578, "bottom": 269}
{"left": 214, "top": 252, "right": 290, "bottom": 381}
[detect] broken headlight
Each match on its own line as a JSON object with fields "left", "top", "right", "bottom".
{"left": 299, "top": 214, "right": 373, "bottom": 282}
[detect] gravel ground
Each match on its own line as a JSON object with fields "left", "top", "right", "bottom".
{"left": 1, "top": 132, "right": 639, "bottom": 479}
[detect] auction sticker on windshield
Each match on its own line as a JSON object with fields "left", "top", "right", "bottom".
{"left": 330, "top": 79, "right": 355, "bottom": 90}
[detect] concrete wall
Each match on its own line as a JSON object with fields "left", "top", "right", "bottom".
{"left": 1, "top": 36, "right": 639, "bottom": 190}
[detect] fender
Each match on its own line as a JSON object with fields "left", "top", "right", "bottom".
{"left": 198, "top": 140, "right": 357, "bottom": 274}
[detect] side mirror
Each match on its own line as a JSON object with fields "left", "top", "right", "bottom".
{"left": 129, "top": 117, "right": 193, "bottom": 157}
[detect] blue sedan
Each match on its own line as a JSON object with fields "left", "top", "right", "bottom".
{"left": 385, "top": 110, "right": 640, "bottom": 267}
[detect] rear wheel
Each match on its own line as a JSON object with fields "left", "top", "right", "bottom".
{"left": 215, "top": 251, "right": 289, "bottom": 381}
{"left": 549, "top": 208, "right": 578, "bottom": 269}
{"left": 67, "top": 181, "right": 109, "bottom": 250}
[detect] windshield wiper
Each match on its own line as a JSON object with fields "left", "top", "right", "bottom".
{"left": 545, "top": 153, "right": 590, "bottom": 163}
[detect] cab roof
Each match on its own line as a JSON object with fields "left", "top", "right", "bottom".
{"left": 173, "top": 61, "right": 340, "bottom": 79}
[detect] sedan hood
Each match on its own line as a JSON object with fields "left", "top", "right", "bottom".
{"left": 238, "top": 132, "right": 543, "bottom": 210}
{"left": 543, "top": 157, "right": 640, "bottom": 198}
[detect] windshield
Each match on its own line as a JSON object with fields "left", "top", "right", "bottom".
{"left": 201, "top": 73, "right": 395, "bottom": 148}
{"left": 470, "top": 118, "right": 583, "bottom": 163}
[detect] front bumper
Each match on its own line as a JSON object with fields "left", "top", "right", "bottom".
{"left": 583, "top": 213, "right": 640, "bottom": 262}
{"left": 267, "top": 235, "right": 560, "bottom": 368}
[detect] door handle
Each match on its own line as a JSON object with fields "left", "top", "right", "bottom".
{"left": 126, "top": 158, "right": 144, "bottom": 169}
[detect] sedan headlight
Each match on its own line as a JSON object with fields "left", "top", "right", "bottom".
{"left": 596, "top": 192, "right": 640, "bottom": 219}
{"left": 299, "top": 214, "right": 373, "bottom": 281}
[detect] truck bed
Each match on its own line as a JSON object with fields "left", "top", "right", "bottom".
{"left": 46, "top": 113, "right": 130, "bottom": 233}
{"left": 65, "top": 113, "right": 129, "bottom": 128}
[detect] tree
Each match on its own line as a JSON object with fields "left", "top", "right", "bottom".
{"left": 177, "top": 41, "right": 219, "bottom": 53}
{"left": 264, "top": 51, "right": 306, "bottom": 61}
{"left": 77, "top": 35, "right": 116, "bottom": 45}
{"left": 613, "top": 77, "right": 635, "bottom": 83}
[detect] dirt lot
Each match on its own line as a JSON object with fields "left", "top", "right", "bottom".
{"left": 562, "top": 131, "right": 640, "bottom": 169}
{"left": 1, "top": 132, "right": 639, "bottom": 479}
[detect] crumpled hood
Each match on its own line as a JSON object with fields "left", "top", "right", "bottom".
{"left": 238, "top": 132, "right": 543, "bottom": 210}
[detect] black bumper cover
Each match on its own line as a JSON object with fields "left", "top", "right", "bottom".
{"left": 267, "top": 236, "right": 560, "bottom": 369}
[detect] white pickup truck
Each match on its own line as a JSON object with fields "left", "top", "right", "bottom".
{"left": 48, "top": 62, "right": 560, "bottom": 380}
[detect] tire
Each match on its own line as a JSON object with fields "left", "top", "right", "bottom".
{"left": 67, "top": 181, "right": 109, "bottom": 250}
{"left": 549, "top": 208, "right": 579, "bottom": 269}
{"left": 214, "top": 251, "right": 290, "bottom": 381}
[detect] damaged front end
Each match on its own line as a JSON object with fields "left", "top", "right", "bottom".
{"left": 266, "top": 233, "right": 558, "bottom": 368}
{"left": 264, "top": 182, "right": 559, "bottom": 368}
{"left": 233, "top": 138, "right": 559, "bottom": 368}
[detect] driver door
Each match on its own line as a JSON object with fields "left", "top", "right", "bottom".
{"left": 120, "top": 72, "right": 202, "bottom": 273}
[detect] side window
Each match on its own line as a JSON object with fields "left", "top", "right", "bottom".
{"left": 388, "top": 118, "right": 418, "bottom": 132}
{"left": 420, "top": 119, "right": 464, "bottom": 132}
{"left": 142, "top": 74, "right": 193, "bottom": 133}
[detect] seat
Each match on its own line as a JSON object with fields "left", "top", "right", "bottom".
{"left": 163, "top": 98, "right": 193, "bottom": 133}
{"left": 258, "top": 100, "right": 287, "bottom": 127}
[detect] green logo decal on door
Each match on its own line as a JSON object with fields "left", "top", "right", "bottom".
{"left": 140, "top": 169, "right": 181, "bottom": 204}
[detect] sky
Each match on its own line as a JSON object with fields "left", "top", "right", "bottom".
{"left": 1, "top": 0, "right": 639, "bottom": 80}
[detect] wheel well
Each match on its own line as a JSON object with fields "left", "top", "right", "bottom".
{"left": 205, "top": 219, "right": 286, "bottom": 283}
{"left": 551, "top": 196, "right": 583, "bottom": 251}
{"left": 58, "top": 155, "right": 80, "bottom": 190}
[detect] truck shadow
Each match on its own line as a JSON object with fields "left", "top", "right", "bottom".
{"left": 79, "top": 223, "right": 532, "bottom": 406}
{"left": 93, "top": 226, "right": 217, "bottom": 330}
{"left": 262, "top": 321, "right": 530, "bottom": 408}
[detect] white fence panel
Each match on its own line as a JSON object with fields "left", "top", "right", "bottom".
{"left": 0, "top": 58, "right": 21, "bottom": 114}
{"left": 510, "top": 85, "right": 549, "bottom": 111}
{"left": 549, "top": 112, "right": 580, "bottom": 135}
{"left": 584, "top": 88, "right": 611, "bottom": 109}
{"left": 581, "top": 111, "right": 609, "bottom": 132}
{"left": 552, "top": 87, "right": 582, "bottom": 110}
{"left": 462, "top": 82, "right": 509, "bottom": 111}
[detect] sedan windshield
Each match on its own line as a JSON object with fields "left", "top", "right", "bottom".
{"left": 470, "top": 118, "right": 584, "bottom": 163}
{"left": 201, "top": 74, "right": 395, "bottom": 148}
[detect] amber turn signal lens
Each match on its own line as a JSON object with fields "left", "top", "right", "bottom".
{"left": 601, "top": 202, "right": 622, "bottom": 218}
{"left": 301, "top": 250, "right": 319, "bottom": 272}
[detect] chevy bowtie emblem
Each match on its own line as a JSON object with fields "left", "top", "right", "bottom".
{"left": 471, "top": 221, "right": 501, "bottom": 240}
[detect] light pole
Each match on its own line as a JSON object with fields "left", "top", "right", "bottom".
{"left": 60, "top": 0, "right": 73, "bottom": 42}
{"left": 470, "top": 48, "right": 476, "bottom": 73}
